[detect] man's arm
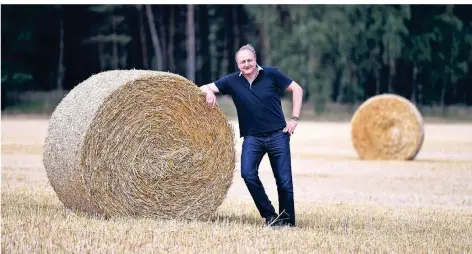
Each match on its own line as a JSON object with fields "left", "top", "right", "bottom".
{"left": 200, "top": 83, "right": 220, "bottom": 107}
{"left": 199, "top": 83, "right": 220, "bottom": 94}
{"left": 270, "top": 67, "right": 303, "bottom": 119}
{"left": 285, "top": 81, "right": 303, "bottom": 119}
{"left": 282, "top": 81, "right": 303, "bottom": 135}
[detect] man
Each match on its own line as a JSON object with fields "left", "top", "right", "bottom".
{"left": 199, "top": 44, "right": 303, "bottom": 227}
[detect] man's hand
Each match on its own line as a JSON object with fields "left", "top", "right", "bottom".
{"left": 204, "top": 90, "right": 218, "bottom": 108}
{"left": 200, "top": 84, "right": 219, "bottom": 108}
{"left": 283, "top": 119, "right": 298, "bottom": 136}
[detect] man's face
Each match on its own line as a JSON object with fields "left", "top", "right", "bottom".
{"left": 236, "top": 49, "right": 256, "bottom": 76}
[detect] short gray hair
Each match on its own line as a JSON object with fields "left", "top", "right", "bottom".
{"left": 235, "top": 44, "right": 256, "bottom": 62}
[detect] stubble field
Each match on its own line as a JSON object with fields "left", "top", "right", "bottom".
{"left": 2, "top": 116, "right": 472, "bottom": 253}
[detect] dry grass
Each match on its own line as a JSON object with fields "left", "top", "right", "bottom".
{"left": 2, "top": 117, "right": 472, "bottom": 253}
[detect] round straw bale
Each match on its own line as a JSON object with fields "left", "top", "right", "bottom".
{"left": 350, "top": 94, "right": 424, "bottom": 160}
{"left": 43, "top": 70, "right": 236, "bottom": 219}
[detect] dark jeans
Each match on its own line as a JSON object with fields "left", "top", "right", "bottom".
{"left": 241, "top": 128, "right": 295, "bottom": 226}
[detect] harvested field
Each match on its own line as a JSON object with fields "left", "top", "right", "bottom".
{"left": 2, "top": 116, "right": 472, "bottom": 253}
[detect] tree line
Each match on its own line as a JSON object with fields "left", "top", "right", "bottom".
{"left": 2, "top": 4, "right": 472, "bottom": 111}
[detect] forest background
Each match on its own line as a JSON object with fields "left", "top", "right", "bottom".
{"left": 2, "top": 4, "right": 472, "bottom": 120}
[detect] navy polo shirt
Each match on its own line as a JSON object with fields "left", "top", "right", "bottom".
{"left": 214, "top": 65, "right": 293, "bottom": 137}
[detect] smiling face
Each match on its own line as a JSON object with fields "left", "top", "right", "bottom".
{"left": 236, "top": 49, "right": 257, "bottom": 77}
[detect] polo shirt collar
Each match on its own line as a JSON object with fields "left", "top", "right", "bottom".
{"left": 239, "top": 64, "right": 263, "bottom": 76}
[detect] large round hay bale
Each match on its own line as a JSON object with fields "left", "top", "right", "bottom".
{"left": 43, "top": 70, "right": 236, "bottom": 219}
{"left": 350, "top": 94, "right": 424, "bottom": 160}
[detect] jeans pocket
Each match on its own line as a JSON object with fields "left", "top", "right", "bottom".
{"left": 279, "top": 129, "right": 289, "bottom": 137}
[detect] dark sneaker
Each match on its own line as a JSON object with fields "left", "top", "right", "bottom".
{"left": 278, "top": 220, "right": 296, "bottom": 227}
{"left": 267, "top": 217, "right": 295, "bottom": 228}
{"left": 277, "top": 216, "right": 296, "bottom": 227}
{"left": 264, "top": 215, "right": 279, "bottom": 226}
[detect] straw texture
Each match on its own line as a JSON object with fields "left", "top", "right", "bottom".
{"left": 350, "top": 94, "right": 424, "bottom": 160}
{"left": 43, "top": 70, "right": 236, "bottom": 219}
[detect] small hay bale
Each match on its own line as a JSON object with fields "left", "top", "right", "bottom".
{"left": 43, "top": 70, "right": 236, "bottom": 219}
{"left": 350, "top": 94, "right": 424, "bottom": 160}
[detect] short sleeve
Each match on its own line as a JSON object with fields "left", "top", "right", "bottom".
{"left": 214, "top": 74, "right": 232, "bottom": 95}
{"left": 272, "top": 68, "right": 293, "bottom": 90}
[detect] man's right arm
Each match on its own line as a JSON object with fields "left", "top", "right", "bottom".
{"left": 199, "top": 83, "right": 220, "bottom": 94}
{"left": 200, "top": 74, "right": 230, "bottom": 107}
{"left": 200, "top": 83, "right": 220, "bottom": 108}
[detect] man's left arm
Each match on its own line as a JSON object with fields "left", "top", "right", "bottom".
{"left": 284, "top": 81, "right": 304, "bottom": 135}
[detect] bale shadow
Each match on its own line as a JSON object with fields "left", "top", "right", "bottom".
{"left": 411, "top": 158, "right": 472, "bottom": 164}
{"left": 208, "top": 213, "right": 264, "bottom": 227}
{"left": 208, "top": 213, "right": 317, "bottom": 230}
